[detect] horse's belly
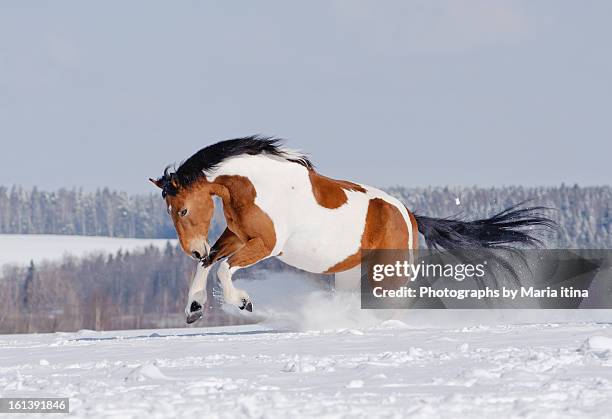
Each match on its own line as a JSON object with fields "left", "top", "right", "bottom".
{"left": 276, "top": 192, "right": 370, "bottom": 273}
{"left": 277, "top": 234, "right": 353, "bottom": 273}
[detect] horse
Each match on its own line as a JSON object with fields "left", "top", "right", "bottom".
{"left": 150, "top": 136, "right": 553, "bottom": 323}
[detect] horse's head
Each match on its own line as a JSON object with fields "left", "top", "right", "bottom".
{"left": 150, "top": 172, "right": 215, "bottom": 261}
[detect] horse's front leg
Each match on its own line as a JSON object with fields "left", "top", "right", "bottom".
{"left": 185, "top": 262, "right": 212, "bottom": 324}
{"left": 217, "top": 260, "right": 253, "bottom": 311}
{"left": 185, "top": 227, "right": 244, "bottom": 324}
{"left": 217, "top": 237, "right": 271, "bottom": 312}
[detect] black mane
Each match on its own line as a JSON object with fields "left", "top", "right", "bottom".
{"left": 159, "top": 136, "right": 312, "bottom": 196}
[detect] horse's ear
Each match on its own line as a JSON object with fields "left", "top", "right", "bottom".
{"left": 169, "top": 175, "right": 180, "bottom": 190}
{"left": 149, "top": 178, "right": 163, "bottom": 189}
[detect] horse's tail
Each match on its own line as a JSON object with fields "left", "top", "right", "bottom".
{"left": 412, "top": 204, "right": 556, "bottom": 251}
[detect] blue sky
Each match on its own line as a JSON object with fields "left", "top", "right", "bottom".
{"left": 1, "top": 1, "right": 610, "bottom": 192}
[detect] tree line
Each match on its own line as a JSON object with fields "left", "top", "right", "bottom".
{"left": 1, "top": 184, "right": 610, "bottom": 247}
{"left": 0, "top": 186, "right": 175, "bottom": 238}
{"left": 1, "top": 184, "right": 611, "bottom": 248}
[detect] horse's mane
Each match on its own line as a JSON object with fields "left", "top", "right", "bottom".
{"left": 160, "top": 135, "right": 312, "bottom": 196}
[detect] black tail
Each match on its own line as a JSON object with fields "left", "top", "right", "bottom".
{"left": 413, "top": 204, "right": 556, "bottom": 250}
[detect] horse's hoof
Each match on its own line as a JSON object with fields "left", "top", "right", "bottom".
{"left": 190, "top": 301, "right": 202, "bottom": 312}
{"left": 185, "top": 301, "right": 203, "bottom": 324}
{"left": 186, "top": 310, "right": 203, "bottom": 324}
{"left": 240, "top": 299, "right": 253, "bottom": 312}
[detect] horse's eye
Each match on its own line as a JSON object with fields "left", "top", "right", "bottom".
{"left": 179, "top": 208, "right": 188, "bottom": 218}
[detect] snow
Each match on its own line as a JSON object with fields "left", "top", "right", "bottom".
{"left": 579, "top": 336, "right": 612, "bottom": 357}
{"left": 0, "top": 234, "right": 177, "bottom": 267}
{"left": 2, "top": 320, "right": 612, "bottom": 418}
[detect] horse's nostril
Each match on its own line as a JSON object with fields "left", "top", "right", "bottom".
{"left": 192, "top": 251, "right": 201, "bottom": 260}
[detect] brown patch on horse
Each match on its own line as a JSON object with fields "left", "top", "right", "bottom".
{"left": 206, "top": 227, "right": 245, "bottom": 266}
{"left": 324, "top": 248, "right": 361, "bottom": 274}
{"left": 308, "top": 169, "right": 366, "bottom": 209}
{"left": 228, "top": 237, "right": 270, "bottom": 269}
{"left": 212, "top": 175, "right": 277, "bottom": 253}
{"left": 325, "top": 198, "right": 409, "bottom": 273}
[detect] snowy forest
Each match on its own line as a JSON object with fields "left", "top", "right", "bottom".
{"left": 1, "top": 184, "right": 610, "bottom": 247}
{"left": 0, "top": 184, "right": 610, "bottom": 333}
{"left": 0, "top": 186, "right": 175, "bottom": 238}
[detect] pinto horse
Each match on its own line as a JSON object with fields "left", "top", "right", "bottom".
{"left": 151, "top": 136, "right": 552, "bottom": 323}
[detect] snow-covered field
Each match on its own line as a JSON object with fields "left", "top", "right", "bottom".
{"left": 0, "top": 234, "right": 177, "bottom": 267}
{"left": 2, "top": 315, "right": 612, "bottom": 418}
